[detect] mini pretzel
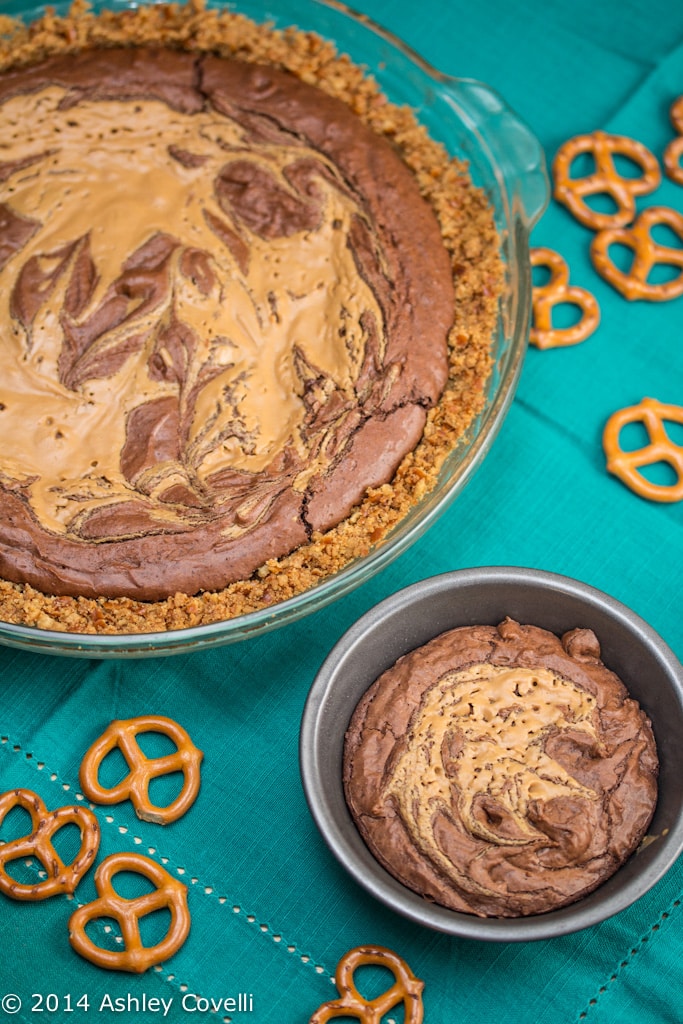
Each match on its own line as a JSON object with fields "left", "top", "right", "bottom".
{"left": 308, "top": 945, "right": 424, "bottom": 1024}
{"left": 553, "top": 131, "right": 660, "bottom": 230}
{"left": 664, "top": 96, "right": 683, "bottom": 186}
{"left": 79, "top": 715, "right": 203, "bottom": 824}
{"left": 68, "top": 852, "right": 190, "bottom": 973}
{"left": 530, "top": 247, "right": 600, "bottom": 349}
{"left": 603, "top": 397, "right": 683, "bottom": 502}
{"left": 590, "top": 206, "right": 683, "bottom": 301}
{"left": 0, "top": 788, "right": 99, "bottom": 900}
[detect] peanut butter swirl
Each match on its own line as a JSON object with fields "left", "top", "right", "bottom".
{"left": 0, "top": 48, "right": 452, "bottom": 600}
{"left": 344, "top": 619, "right": 659, "bottom": 917}
{"left": 385, "top": 664, "right": 600, "bottom": 860}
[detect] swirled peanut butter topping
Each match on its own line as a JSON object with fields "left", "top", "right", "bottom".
{"left": 344, "top": 619, "right": 659, "bottom": 917}
{"left": 384, "top": 665, "right": 599, "bottom": 869}
{"left": 0, "top": 87, "right": 382, "bottom": 536}
{"left": 0, "top": 48, "right": 454, "bottom": 600}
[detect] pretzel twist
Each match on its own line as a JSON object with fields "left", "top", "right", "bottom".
{"left": 603, "top": 397, "right": 683, "bottom": 502}
{"left": 0, "top": 788, "right": 100, "bottom": 900}
{"left": 590, "top": 205, "right": 683, "bottom": 301}
{"left": 68, "top": 852, "right": 190, "bottom": 973}
{"left": 553, "top": 131, "right": 660, "bottom": 230}
{"left": 79, "top": 715, "right": 203, "bottom": 824}
{"left": 664, "top": 96, "right": 683, "bottom": 186}
{"left": 530, "top": 247, "right": 600, "bottom": 349}
{"left": 309, "top": 945, "right": 424, "bottom": 1024}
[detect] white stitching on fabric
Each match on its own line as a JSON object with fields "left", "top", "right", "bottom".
{"left": 0, "top": 734, "right": 334, "bottom": 985}
{"left": 576, "top": 899, "right": 682, "bottom": 1019}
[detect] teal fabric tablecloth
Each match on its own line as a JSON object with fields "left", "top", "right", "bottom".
{"left": 1, "top": 1, "right": 682, "bottom": 1021}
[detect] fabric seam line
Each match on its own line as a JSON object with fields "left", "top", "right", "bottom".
{"left": 0, "top": 733, "right": 336, "bottom": 991}
{"left": 575, "top": 893, "right": 682, "bottom": 1020}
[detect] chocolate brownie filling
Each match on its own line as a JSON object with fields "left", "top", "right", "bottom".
{"left": 0, "top": 47, "right": 452, "bottom": 600}
{"left": 344, "top": 618, "right": 659, "bottom": 917}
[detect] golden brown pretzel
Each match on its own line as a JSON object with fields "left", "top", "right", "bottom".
{"left": 664, "top": 96, "right": 683, "bottom": 185}
{"left": 553, "top": 130, "right": 660, "bottom": 230}
{"left": 530, "top": 247, "right": 600, "bottom": 349}
{"left": 68, "top": 851, "right": 190, "bottom": 973}
{"left": 79, "top": 715, "right": 203, "bottom": 824}
{"left": 603, "top": 397, "right": 683, "bottom": 502}
{"left": 590, "top": 205, "right": 683, "bottom": 301}
{"left": 309, "top": 945, "right": 424, "bottom": 1024}
{"left": 0, "top": 788, "right": 100, "bottom": 900}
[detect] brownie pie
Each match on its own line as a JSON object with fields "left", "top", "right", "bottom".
{"left": 0, "top": 4, "right": 502, "bottom": 631}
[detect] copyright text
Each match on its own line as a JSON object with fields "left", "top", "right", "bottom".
{"left": 1, "top": 992, "right": 254, "bottom": 1016}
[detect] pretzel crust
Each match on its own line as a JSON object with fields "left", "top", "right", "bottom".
{"left": 590, "top": 206, "right": 683, "bottom": 301}
{"left": 530, "top": 247, "right": 600, "bottom": 349}
{"left": 79, "top": 715, "right": 203, "bottom": 824}
{"left": 553, "top": 130, "right": 660, "bottom": 230}
{"left": 603, "top": 397, "right": 683, "bottom": 502}
{"left": 309, "top": 945, "right": 424, "bottom": 1024}
{"left": 68, "top": 851, "right": 190, "bottom": 972}
{"left": 0, "top": 788, "right": 100, "bottom": 900}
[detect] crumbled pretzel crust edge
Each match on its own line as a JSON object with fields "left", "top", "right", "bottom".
{"left": 0, "top": 0, "right": 503, "bottom": 634}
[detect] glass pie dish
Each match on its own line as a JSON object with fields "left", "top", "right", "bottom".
{"left": 0, "top": 0, "right": 548, "bottom": 657}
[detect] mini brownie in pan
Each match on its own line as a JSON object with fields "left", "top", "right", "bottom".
{"left": 343, "top": 617, "right": 658, "bottom": 918}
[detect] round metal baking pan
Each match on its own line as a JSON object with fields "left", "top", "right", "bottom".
{"left": 300, "top": 566, "right": 683, "bottom": 940}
